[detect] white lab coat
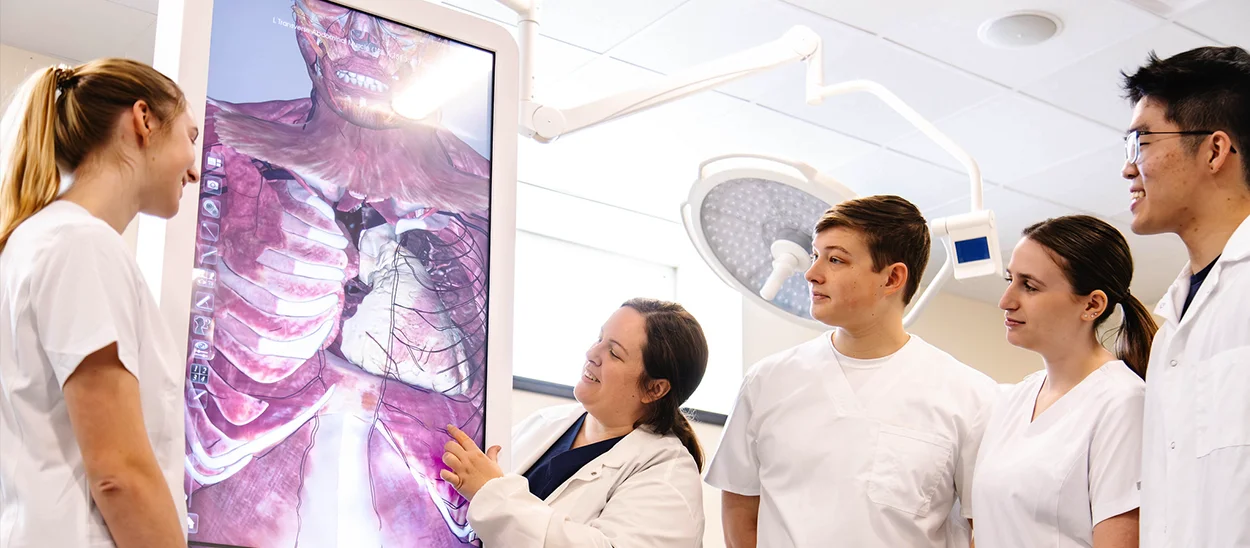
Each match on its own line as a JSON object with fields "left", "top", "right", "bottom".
{"left": 468, "top": 403, "right": 705, "bottom": 548}
{"left": 705, "top": 333, "right": 999, "bottom": 548}
{"left": 1140, "top": 214, "right": 1250, "bottom": 548}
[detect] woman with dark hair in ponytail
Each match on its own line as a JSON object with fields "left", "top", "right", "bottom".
{"left": 0, "top": 59, "right": 199, "bottom": 547}
{"left": 972, "top": 215, "right": 1158, "bottom": 548}
{"left": 441, "top": 298, "right": 708, "bottom": 547}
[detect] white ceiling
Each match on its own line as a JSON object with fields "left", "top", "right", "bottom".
{"left": 1, "top": 0, "right": 1243, "bottom": 306}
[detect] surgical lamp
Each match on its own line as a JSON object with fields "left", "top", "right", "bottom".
{"left": 495, "top": 0, "right": 1003, "bottom": 327}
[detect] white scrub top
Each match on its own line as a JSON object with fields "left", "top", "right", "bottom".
{"left": 0, "top": 201, "right": 187, "bottom": 547}
{"left": 706, "top": 332, "right": 999, "bottom": 548}
{"left": 972, "top": 361, "right": 1144, "bottom": 548}
{"left": 1141, "top": 214, "right": 1250, "bottom": 548}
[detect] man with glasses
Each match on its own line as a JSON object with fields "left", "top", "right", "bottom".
{"left": 1120, "top": 46, "right": 1250, "bottom": 548}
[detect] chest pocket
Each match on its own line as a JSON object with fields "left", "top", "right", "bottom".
{"left": 1195, "top": 346, "right": 1250, "bottom": 458}
{"left": 866, "top": 424, "right": 953, "bottom": 517}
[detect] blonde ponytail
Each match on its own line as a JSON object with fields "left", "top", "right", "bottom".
{"left": 0, "top": 58, "right": 186, "bottom": 252}
{"left": 0, "top": 67, "right": 62, "bottom": 251}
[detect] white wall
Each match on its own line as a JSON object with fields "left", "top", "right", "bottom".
{"left": 0, "top": 43, "right": 69, "bottom": 113}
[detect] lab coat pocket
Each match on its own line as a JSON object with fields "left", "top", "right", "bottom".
{"left": 867, "top": 424, "right": 952, "bottom": 517}
{"left": 1195, "top": 346, "right": 1250, "bottom": 458}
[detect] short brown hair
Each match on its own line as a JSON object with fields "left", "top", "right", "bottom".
{"left": 814, "top": 195, "right": 930, "bottom": 304}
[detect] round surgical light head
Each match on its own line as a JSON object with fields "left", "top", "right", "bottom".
{"left": 681, "top": 155, "right": 857, "bottom": 329}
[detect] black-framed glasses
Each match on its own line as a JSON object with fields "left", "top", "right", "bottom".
{"left": 1124, "top": 130, "right": 1238, "bottom": 164}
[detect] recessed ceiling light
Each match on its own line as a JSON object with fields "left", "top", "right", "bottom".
{"left": 978, "top": 12, "right": 1063, "bottom": 48}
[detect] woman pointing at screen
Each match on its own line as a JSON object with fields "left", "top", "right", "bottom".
{"left": 441, "top": 298, "right": 709, "bottom": 548}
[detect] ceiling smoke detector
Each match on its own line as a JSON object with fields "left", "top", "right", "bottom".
{"left": 978, "top": 12, "right": 1063, "bottom": 48}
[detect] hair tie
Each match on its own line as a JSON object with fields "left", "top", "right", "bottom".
{"left": 53, "top": 64, "right": 77, "bottom": 90}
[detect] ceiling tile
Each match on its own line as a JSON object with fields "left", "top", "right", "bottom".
{"left": 785, "top": 0, "right": 1162, "bottom": 89}
{"left": 104, "top": 0, "right": 157, "bottom": 15}
{"left": 755, "top": 33, "right": 1005, "bottom": 144}
{"left": 440, "top": 0, "right": 520, "bottom": 25}
{"left": 518, "top": 58, "right": 741, "bottom": 221}
{"left": 610, "top": 0, "right": 862, "bottom": 102}
{"left": 1024, "top": 23, "right": 1215, "bottom": 129}
{"left": 444, "top": 0, "right": 690, "bottom": 53}
{"left": 1006, "top": 144, "right": 1133, "bottom": 218}
{"left": 1117, "top": 0, "right": 1212, "bottom": 18}
{"left": 888, "top": 92, "right": 1123, "bottom": 183}
{"left": 708, "top": 101, "right": 879, "bottom": 175}
{"left": 827, "top": 149, "right": 975, "bottom": 214}
{"left": 1175, "top": 0, "right": 1250, "bottom": 47}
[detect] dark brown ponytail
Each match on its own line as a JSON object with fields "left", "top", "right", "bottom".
{"left": 1022, "top": 215, "right": 1159, "bottom": 378}
{"left": 1117, "top": 294, "right": 1159, "bottom": 379}
{"left": 622, "top": 298, "right": 709, "bottom": 470}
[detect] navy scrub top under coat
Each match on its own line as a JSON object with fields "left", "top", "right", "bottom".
{"left": 523, "top": 413, "right": 625, "bottom": 500}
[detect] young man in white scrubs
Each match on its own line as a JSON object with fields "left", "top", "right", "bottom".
{"left": 1120, "top": 46, "right": 1250, "bottom": 548}
{"left": 708, "top": 195, "right": 999, "bottom": 547}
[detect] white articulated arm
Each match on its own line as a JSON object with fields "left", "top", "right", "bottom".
{"left": 494, "top": 10, "right": 820, "bottom": 142}
{"left": 493, "top": 0, "right": 998, "bottom": 327}
{"left": 802, "top": 41, "right": 994, "bottom": 327}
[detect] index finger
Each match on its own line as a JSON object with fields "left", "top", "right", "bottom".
{"left": 447, "top": 424, "right": 480, "bottom": 452}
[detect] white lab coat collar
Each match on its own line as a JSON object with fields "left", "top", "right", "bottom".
{"left": 511, "top": 403, "right": 665, "bottom": 502}
{"left": 1154, "top": 214, "right": 1250, "bottom": 324}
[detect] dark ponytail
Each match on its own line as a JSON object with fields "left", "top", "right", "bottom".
{"left": 1116, "top": 295, "right": 1159, "bottom": 379}
{"left": 1022, "top": 215, "right": 1159, "bottom": 379}
{"left": 622, "top": 298, "right": 709, "bottom": 470}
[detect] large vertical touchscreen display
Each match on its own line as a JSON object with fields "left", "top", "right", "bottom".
{"left": 183, "top": 1, "right": 494, "bottom": 545}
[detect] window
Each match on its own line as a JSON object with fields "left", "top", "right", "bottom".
{"left": 512, "top": 230, "right": 677, "bottom": 387}
{"left": 512, "top": 182, "right": 743, "bottom": 415}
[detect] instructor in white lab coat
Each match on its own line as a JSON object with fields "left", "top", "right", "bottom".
{"left": 1120, "top": 46, "right": 1250, "bottom": 548}
{"left": 709, "top": 196, "right": 999, "bottom": 547}
{"left": 974, "top": 215, "right": 1152, "bottom": 547}
{"left": 441, "top": 298, "right": 708, "bottom": 548}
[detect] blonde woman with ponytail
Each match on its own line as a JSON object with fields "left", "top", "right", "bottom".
{"left": 973, "top": 215, "right": 1158, "bottom": 548}
{"left": 440, "top": 298, "right": 708, "bottom": 548}
{"left": 0, "top": 59, "right": 199, "bottom": 547}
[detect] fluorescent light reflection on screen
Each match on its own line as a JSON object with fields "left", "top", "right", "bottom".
{"left": 392, "top": 48, "right": 492, "bottom": 121}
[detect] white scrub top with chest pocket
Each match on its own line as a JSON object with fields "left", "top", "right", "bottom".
{"left": 705, "top": 332, "right": 999, "bottom": 548}
{"left": 972, "top": 360, "right": 1144, "bottom": 548}
{"left": 1141, "top": 215, "right": 1250, "bottom": 548}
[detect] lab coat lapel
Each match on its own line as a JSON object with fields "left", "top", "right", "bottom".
{"left": 1176, "top": 215, "right": 1250, "bottom": 329}
{"left": 512, "top": 405, "right": 587, "bottom": 476}
{"left": 542, "top": 426, "right": 648, "bottom": 503}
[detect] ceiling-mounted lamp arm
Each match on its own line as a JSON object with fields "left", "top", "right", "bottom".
{"left": 496, "top": 0, "right": 541, "bottom": 102}
{"left": 804, "top": 44, "right": 984, "bottom": 211}
{"left": 512, "top": 26, "right": 820, "bottom": 143}
{"left": 903, "top": 253, "right": 954, "bottom": 328}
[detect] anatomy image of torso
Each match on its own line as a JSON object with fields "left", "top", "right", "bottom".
{"left": 183, "top": 1, "right": 496, "bottom": 546}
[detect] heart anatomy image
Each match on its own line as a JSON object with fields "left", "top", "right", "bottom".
{"left": 181, "top": 1, "right": 497, "bottom": 546}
